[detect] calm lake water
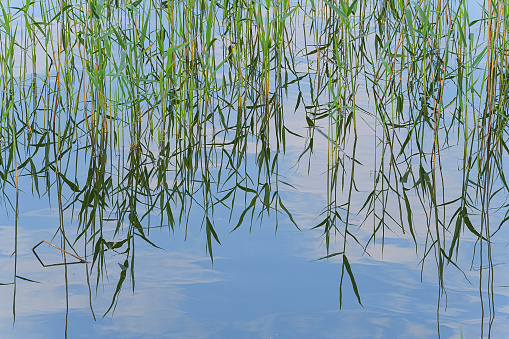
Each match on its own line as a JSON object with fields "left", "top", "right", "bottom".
{"left": 3, "top": 111, "right": 508, "bottom": 338}
{"left": 1, "top": 0, "right": 509, "bottom": 337}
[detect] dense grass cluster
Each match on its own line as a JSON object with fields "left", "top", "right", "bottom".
{"left": 1, "top": 0, "right": 508, "bottom": 336}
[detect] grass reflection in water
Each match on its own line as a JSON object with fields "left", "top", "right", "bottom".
{"left": 0, "top": 0, "right": 508, "bottom": 336}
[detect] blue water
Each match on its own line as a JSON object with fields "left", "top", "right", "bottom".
{"left": 1, "top": 0, "right": 508, "bottom": 337}
{"left": 2, "top": 132, "right": 508, "bottom": 338}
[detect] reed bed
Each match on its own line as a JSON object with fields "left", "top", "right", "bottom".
{"left": 1, "top": 0, "right": 508, "bottom": 336}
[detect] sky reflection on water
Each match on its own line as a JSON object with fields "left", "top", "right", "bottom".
{"left": 2, "top": 127, "right": 508, "bottom": 338}
{"left": 1, "top": 1, "right": 508, "bottom": 334}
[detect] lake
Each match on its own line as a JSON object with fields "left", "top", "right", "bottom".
{"left": 1, "top": 0, "right": 508, "bottom": 337}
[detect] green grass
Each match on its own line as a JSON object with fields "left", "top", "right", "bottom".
{"left": 0, "top": 0, "right": 508, "bottom": 335}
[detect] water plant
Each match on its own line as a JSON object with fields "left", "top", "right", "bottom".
{"left": 1, "top": 0, "right": 508, "bottom": 337}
